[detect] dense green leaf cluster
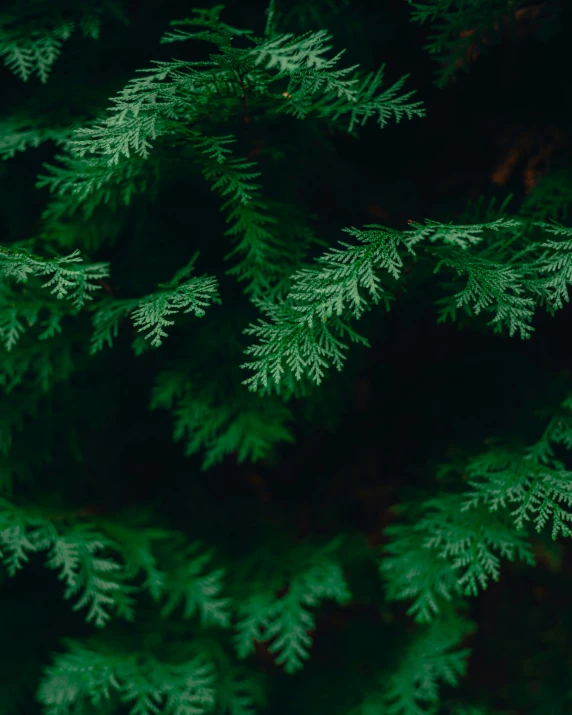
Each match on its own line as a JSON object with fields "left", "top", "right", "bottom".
{"left": 1, "top": 0, "right": 572, "bottom": 714}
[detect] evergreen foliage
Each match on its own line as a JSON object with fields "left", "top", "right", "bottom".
{"left": 2, "top": 0, "right": 572, "bottom": 713}
{"left": 0, "top": 1, "right": 125, "bottom": 83}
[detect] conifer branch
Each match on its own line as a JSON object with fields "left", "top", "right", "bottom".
{"left": 0, "top": 245, "right": 108, "bottom": 308}
{"left": 38, "top": 640, "right": 217, "bottom": 715}
{"left": 233, "top": 540, "right": 350, "bottom": 674}
{"left": 243, "top": 218, "right": 572, "bottom": 390}
{"left": 90, "top": 255, "right": 220, "bottom": 352}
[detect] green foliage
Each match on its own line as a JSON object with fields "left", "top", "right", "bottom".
{"left": 382, "top": 615, "right": 472, "bottom": 715}
{"left": 247, "top": 31, "right": 425, "bottom": 130}
{"left": 0, "top": 499, "right": 131, "bottom": 627}
{"left": 0, "top": 283, "right": 67, "bottom": 352}
{"left": 241, "top": 223, "right": 407, "bottom": 391}
{"left": 66, "top": 11, "right": 422, "bottom": 164}
{"left": 2, "top": 1, "right": 572, "bottom": 714}
{"left": 233, "top": 540, "right": 351, "bottom": 673}
{"left": 37, "top": 633, "right": 267, "bottom": 715}
{"left": 150, "top": 367, "right": 294, "bottom": 470}
{"left": 242, "top": 217, "right": 572, "bottom": 391}
{"left": 521, "top": 171, "right": 572, "bottom": 222}
{"left": 94, "top": 514, "right": 232, "bottom": 629}
{"left": 36, "top": 4, "right": 421, "bottom": 298}
{"left": 0, "top": 1, "right": 125, "bottom": 83}
{"left": 381, "top": 496, "right": 534, "bottom": 622}
{"left": 91, "top": 255, "right": 220, "bottom": 351}
{"left": 0, "top": 245, "right": 109, "bottom": 359}
{"left": 38, "top": 150, "right": 158, "bottom": 222}
{"left": 156, "top": 540, "right": 231, "bottom": 627}
{"left": 0, "top": 500, "right": 234, "bottom": 631}
{"left": 38, "top": 639, "right": 217, "bottom": 715}
{"left": 0, "top": 245, "right": 108, "bottom": 308}
{"left": 1, "top": 20, "right": 77, "bottom": 83}
{"left": 0, "top": 116, "right": 71, "bottom": 159}
{"left": 352, "top": 615, "right": 472, "bottom": 715}
{"left": 381, "top": 393, "right": 572, "bottom": 625}
{"left": 463, "top": 394, "right": 572, "bottom": 539}
{"left": 193, "top": 135, "right": 321, "bottom": 298}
